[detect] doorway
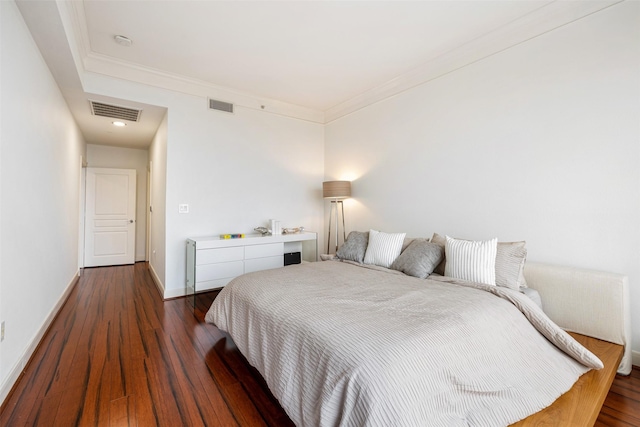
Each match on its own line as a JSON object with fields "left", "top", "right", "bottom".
{"left": 84, "top": 167, "right": 137, "bottom": 267}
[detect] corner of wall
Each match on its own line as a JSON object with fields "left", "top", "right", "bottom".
{"left": 147, "top": 262, "right": 165, "bottom": 299}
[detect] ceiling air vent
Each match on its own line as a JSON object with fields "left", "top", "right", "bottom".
{"left": 90, "top": 101, "right": 142, "bottom": 122}
{"left": 208, "top": 98, "right": 234, "bottom": 114}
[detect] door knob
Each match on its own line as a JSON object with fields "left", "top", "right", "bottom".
{"left": 129, "top": 220, "right": 134, "bottom": 223}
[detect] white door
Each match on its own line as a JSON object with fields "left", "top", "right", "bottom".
{"left": 84, "top": 168, "right": 136, "bottom": 267}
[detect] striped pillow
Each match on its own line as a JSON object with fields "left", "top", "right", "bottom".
{"left": 444, "top": 236, "right": 498, "bottom": 285}
{"left": 363, "top": 229, "right": 406, "bottom": 268}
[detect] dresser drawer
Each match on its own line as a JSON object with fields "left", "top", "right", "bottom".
{"left": 196, "top": 261, "right": 244, "bottom": 282}
{"left": 187, "top": 233, "right": 316, "bottom": 299}
{"left": 245, "top": 242, "right": 283, "bottom": 259}
{"left": 245, "top": 256, "right": 283, "bottom": 273}
{"left": 196, "top": 277, "right": 234, "bottom": 291}
{"left": 196, "top": 246, "right": 244, "bottom": 265}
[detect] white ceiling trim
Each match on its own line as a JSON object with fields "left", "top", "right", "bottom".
{"left": 61, "top": 0, "right": 621, "bottom": 125}
{"left": 55, "top": 0, "right": 90, "bottom": 86}
{"left": 61, "top": 0, "right": 325, "bottom": 124}
{"left": 81, "top": 51, "right": 326, "bottom": 123}
{"left": 324, "top": 0, "right": 623, "bottom": 123}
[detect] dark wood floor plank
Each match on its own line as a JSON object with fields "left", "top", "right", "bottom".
{"left": 609, "top": 376, "right": 640, "bottom": 398}
{"left": 202, "top": 342, "right": 269, "bottom": 427}
{"left": 599, "top": 391, "right": 640, "bottom": 421}
{"left": 79, "top": 321, "right": 113, "bottom": 427}
{"left": 108, "top": 310, "right": 130, "bottom": 401}
{"left": 126, "top": 301, "right": 149, "bottom": 360}
{"left": 51, "top": 270, "right": 106, "bottom": 398}
{"left": 163, "top": 300, "right": 240, "bottom": 427}
{"left": 1, "top": 262, "right": 638, "bottom": 427}
{"left": 161, "top": 333, "right": 224, "bottom": 427}
{"left": 45, "top": 276, "right": 97, "bottom": 397}
{"left": 2, "top": 329, "right": 64, "bottom": 425}
{"left": 597, "top": 369, "right": 640, "bottom": 426}
{"left": 109, "top": 395, "right": 136, "bottom": 427}
{"left": 52, "top": 383, "right": 89, "bottom": 426}
{"left": 128, "top": 358, "right": 159, "bottom": 426}
{"left": 30, "top": 390, "right": 64, "bottom": 427}
{"left": 139, "top": 328, "right": 191, "bottom": 425}
{"left": 596, "top": 406, "right": 640, "bottom": 426}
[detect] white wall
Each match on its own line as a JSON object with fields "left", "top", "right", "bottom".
{"left": 86, "top": 144, "right": 149, "bottom": 262}
{"left": 148, "top": 111, "right": 168, "bottom": 290}
{"left": 0, "top": 0, "right": 4, "bottom": 393}
{"left": 0, "top": 1, "right": 86, "bottom": 401}
{"left": 81, "top": 74, "right": 325, "bottom": 298}
{"left": 163, "top": 103, "right": 325, "bottom": 297}
{"left": 325, "top": 2, "right": 640, "bottom": 355}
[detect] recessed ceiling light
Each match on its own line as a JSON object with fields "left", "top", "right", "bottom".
{"left": 112, "top": 121, "right": 126, "bottom": 127}
{"left": 114, "top": 35, "right": 132, "bottom": 47}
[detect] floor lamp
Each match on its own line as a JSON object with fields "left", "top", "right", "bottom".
{"left": 323, "top": 180, "right": 351, "bottom": 254}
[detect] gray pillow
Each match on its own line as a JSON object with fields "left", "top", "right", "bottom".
{"left": 391, "top": 239, "right": 444, "bottom": 279}
{"left": 430, "top": 233, "right": 446, "bottom": 275}
{"left": 336, "top": 231, "right": 369, "bottom": 263}
{"left": 495, "top": 241, "right": 528, "bottom": 290}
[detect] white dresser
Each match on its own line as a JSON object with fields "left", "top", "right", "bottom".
{"left": 186, "top": 232, "right": 317, "bottom": 298}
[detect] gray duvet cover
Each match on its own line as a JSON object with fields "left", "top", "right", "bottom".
{"left": 205, "top": 260, "right": 601, "bottom": 427}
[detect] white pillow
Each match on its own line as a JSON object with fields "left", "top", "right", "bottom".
{"left": 445, "top": 236, "right": 498, "bottom": 286}
{"left": 363, "top": 229, "right": 406, "bottom": 268}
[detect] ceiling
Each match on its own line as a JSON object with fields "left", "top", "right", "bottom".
{"left": 81, "top": 0, "right": 550, "bottom": 112}
{"left": 16, "top": 0, "right": 619, "bottom": 149}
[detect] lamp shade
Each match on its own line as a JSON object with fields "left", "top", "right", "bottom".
{"left": 323, "top": 180, "right": 351, "bottom": 199}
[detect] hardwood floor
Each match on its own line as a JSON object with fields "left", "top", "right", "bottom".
{"left": 0, "top": 263, "right": 638, "bottom": 426}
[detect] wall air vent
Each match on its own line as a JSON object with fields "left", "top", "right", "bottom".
{"left": 208, "top": 98, "right": 234, "bottom": 114}
{"left": 90, "top": 101, "right": 142, "bottom": 122}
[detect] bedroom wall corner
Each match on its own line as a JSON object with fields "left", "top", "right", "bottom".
{"left": 148, "top": 110, "right": 168, "bottom": 293}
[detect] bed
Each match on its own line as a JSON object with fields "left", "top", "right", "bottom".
{"left": 205, "top": 236, "right": 630, "bottom": 426}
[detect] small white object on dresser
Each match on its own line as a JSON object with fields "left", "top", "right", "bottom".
{"left": 186, "top": 232, "right": 317, "bottom": 302}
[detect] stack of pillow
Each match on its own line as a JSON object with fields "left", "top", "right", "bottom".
{"left": 335, "top": 230, "right": 528, "bottom": 292}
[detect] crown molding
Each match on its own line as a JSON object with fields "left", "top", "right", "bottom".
{"left": 55, "top": 0, "right": 91, "bottom": 85}
{"left": 59, "top": 0, "right": 325, "bottom": 124}
{"left": 324, "top": 0, "right": 623, "bottom": 123}
{"left": 81, "top": 52, "right": 325, "bottom": 123}
{"left": 58, "top": 0, "right": 621, "bottom": 126}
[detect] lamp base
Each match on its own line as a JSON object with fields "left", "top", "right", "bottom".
{"left": 327, "top": 200, "right": 346, "bottom": 254}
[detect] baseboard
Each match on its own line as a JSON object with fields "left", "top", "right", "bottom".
{"left": 632, "top": 350, "right": 640, "bottom": 368}
{"left": 147, "top": 262, "right": 165, "bottom": 299}
{"left": 163, "top": 286, "right": 192, "bottom": 300}
{"left": 0, "top": 271, "right": 80, "bottom": 406}
{"left": 145, "top": 263, "right": 190, "bottom": 301}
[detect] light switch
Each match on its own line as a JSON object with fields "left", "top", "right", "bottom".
{"left": 179, "top": 204, "right": 189, "bottom": 213}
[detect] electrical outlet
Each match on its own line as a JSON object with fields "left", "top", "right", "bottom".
{"left": 178, "top": 204, "right": 189, "bottom": 214}
{"left": 1, "top": 321, "right": 5, "bottom": 342}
